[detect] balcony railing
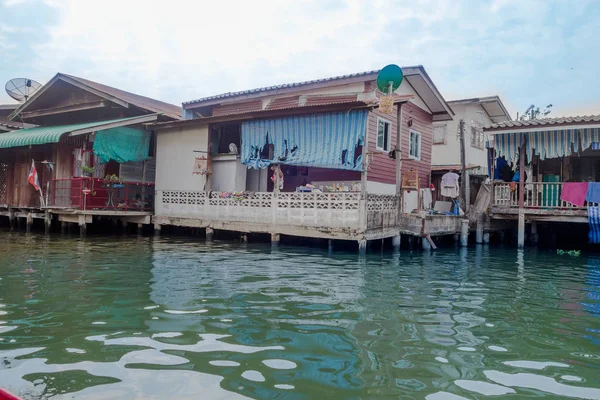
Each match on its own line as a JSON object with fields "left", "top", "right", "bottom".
{"left": 493, "top": 182, "right": 598, "bottom": 209}
{"left": 49, "top": 178, "right": 154, "bottom": 211}
{"left": 156, "top": 190, "right": 401, "bottom": 231}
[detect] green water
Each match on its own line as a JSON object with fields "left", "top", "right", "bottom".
{"left": 1, "top": 232, "right": 600, "bottom": 399}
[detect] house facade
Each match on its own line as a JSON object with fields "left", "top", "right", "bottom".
{"left": 152, "top": 66, "right": 460, "bottom": 249}
{"left": 0, "top": 73, "right": 180, "bottom": 232}
{"left": 432, "top": 96, "right": 511, "bottom": 177}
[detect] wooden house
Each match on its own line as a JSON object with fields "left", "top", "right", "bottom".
{"left": 151, "top": 66, "right": 460, "bottom": 250}
{"left": 486, "top": 114, "right": 600, "bottom": 247}
{"left": 0, "top": 73, "right": 180, "bottom": 232}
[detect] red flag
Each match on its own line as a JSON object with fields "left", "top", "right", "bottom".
{"left": 28, "top": 160, "right": 40, "bottom": 191}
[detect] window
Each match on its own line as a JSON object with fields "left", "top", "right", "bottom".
{"left": 409, "top": 130, "right": 421, "bottom": 160}
{"left": 376, "top": 118, "right": 391, "bottom": 151}
{"left": 470, "top": 126, "right": 484, "bottom": 149}
{"left": 433, "top": 124, "right": 447, "bottom": 144}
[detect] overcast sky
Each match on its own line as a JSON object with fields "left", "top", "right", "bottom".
{"left": 1, "top": 0, "right": 598, "bottom": 118}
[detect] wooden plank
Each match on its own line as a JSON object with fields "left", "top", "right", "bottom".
{"left": 20, "top": 101, "right": 108, "bottom": 118}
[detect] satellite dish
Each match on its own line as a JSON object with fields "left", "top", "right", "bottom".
{"left": 5, "top": 78, "right": 42, "bottom": 102}
{"left": 376, "top": 65, "right": 403, "bottom": 94}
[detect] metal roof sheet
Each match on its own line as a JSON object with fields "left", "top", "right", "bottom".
{"left": 0, "top": 116, "right": 150, "bottom": 149}
{"left": 486, "top": 114, "right": 600, "bottom": 130}
{"left": 182, "top": 70, "right": 381, "bottom": 106}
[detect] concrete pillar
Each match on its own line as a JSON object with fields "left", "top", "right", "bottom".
{"left": 408, "top": 236, "right": 415, "bottom": 251}
{"left": 136, "top": 223, "right": 143, "bottom": 235}
{"left": 240, "top": 233, "right": 248, "bottom": 243}
{"left": 358, "top": 240, "right": 367, "bottom": 255}
{"left": 122, "top": 221, "right": 128, "bottom": 234}
{"left": 271, "top": 233, "right": 280, "bottom": 247}
{"left": 530, "top": 220, "right": 538, "bottom": 245}
{"left": 206, "top": 227, "right": 214, "bottom": 242}
{"left": 154, "top": 223, "right": 161, "bottom": 236}
{"left": 78, "top": 215, "right": 87, "bottom": 237}
{"left": 453, "top": 233, "right": 460, "bottom": 244}
{"left": 483, "top": 232, "right": 490, "bottom": 244}
{"left": 26, "top": 212, "right": 33, "bottom": 233}
{"left": 422, "top": 237, "right": 431, "bottom": 251}
{"left": 328, "top": 239, "right": 334, "bottom": 252}
{"left": 476, "top": 213, "right": 484, "bottom": 244}
{"left": 392, "top": 235, "right": 401, "bottom": 251}
{"left": 460, "top": 219, "right": 469, "bottom": 247}
{"left": 61, "top": 221, "right": 67, "bottom": 234}
{"left": 517, "top": 212, "right": 525, "bottom": 248}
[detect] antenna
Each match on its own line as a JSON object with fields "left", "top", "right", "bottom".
{"left": 5, "top": 78, "right": 42, "bottom": 102}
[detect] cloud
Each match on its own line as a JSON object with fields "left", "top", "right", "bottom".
{"left": 0, "top": 0, "right": 598, "bottom": 118}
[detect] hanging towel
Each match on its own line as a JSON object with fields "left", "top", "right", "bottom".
{"left": 587, "top": 182, "right": 600, "bottom": 204}
{"left": 588, "top": 206, "right": 600, "bottom": 243}
{"left": 561, "top": 182, "right": 589, "bottom": 207}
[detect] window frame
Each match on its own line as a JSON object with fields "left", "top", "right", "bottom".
{"left": 408, "top": 129, "right": 422, "bottom": 160}
{"left": 470, "top": 126, "right": 484, "bottom": 150}
{"left": 376, "top": 117, "right": 392, "bottom": 152}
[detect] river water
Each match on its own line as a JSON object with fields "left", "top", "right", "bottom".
{"left": 1, "top": 231, "right": 599, "bottom": 399}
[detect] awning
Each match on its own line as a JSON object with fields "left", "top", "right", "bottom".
{"left": 0, "top": 114, "right": 157, "bottom": 149}
{"left": 493, "top": 128, "right": 600, "bottom": 164}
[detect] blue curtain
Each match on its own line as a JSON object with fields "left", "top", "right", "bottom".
{"left": 241, "top": 110, "right": 368, "bottom": 171}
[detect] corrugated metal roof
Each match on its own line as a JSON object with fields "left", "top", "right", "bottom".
{"left": 0, "top": 116, "right": 148, "bottom": 149}
{"left": 152, "top": 98, "right": 406, "bottom": 130}
{"left": 182, "top": 70, "right": 383, "bottom": 105}
{"left": 487, "top": 114, "right": 600, "bottom": 130}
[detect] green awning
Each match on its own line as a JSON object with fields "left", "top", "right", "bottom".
{"left": 0, "top": 115, "right": 157, "bottom": 149}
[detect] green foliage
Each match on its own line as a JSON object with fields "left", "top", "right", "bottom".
{"left": 519, "top": 104, "right": 553, "bottom": 121}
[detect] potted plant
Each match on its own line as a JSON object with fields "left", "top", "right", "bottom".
{"left": 81, "top": 166, "right": 94, "bottom": 177}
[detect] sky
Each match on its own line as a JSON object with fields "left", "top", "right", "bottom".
{"left": 0, "top": 0, "right": 599, "bottom": 118}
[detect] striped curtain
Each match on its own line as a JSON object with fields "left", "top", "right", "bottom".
{"left": 497, "top": 128, "right": 600, "bottom": 164}
{"left": 495, "top": 132, "right": 524, "bottom": 164}
{"left": 241, "top": 110, "right": 368, "bottom": 171}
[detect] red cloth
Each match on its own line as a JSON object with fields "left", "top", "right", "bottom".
{"left": 560, "top": 182, "right": 589, "bottom": 207}
{"left": 0, "top": 388, "right": 23, "bottom": 400}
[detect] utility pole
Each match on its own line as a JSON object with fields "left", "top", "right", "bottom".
{"left": 459, "top": 119, "right": 468, "bottom": 212}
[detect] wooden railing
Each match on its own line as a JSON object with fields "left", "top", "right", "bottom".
{"left": 493, "top": 182, "right": 598, "bottom": 209}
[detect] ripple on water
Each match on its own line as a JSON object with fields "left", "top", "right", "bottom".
{"left": 455, "top": 380, "right": 515, "bottom": 395}
{"left": 242, "top": 370, "right": 266, "bottom": 382}
{"left": 489, "top": 345, "right": 508, "bottom": 352}
{"left": 209, "top": 360, "right": 240, "bottom": 367}
{"left": 164, "top": 309, "right": 208, "bottom": 314}
{"left": 262, "top": 359, "right": 297, "bottom": 370}
{"left": 485, "top": 370, "right": 600, "bottom": 399}
{"left": 503, "top": 360, "right": 569, "bottom": 370}
{"left": 274, "top": 384, "right": 295, "bottom": 390}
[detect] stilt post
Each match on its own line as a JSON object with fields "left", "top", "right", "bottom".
{"left": 206, "top": 227, "right": 214, "bottom": 242}
{"left": 460, "top": 219, "right": 469, "bottom": 247}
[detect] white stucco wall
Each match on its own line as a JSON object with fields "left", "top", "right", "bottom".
{"left": 431, "top": 103, "right": 493, "bottom": 175}
{"left": 155, "top": 124, "right": 209, "bottom": 191}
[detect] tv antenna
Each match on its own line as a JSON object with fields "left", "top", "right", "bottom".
{"left": 5, "top": 78, "right": 42, "bottom": 102}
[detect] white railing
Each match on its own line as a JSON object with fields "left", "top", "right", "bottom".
{"left": 366, "top": 194, "right": 400, "bottom": 230}
{"left": 157, "top": 190, "right": 362, "bottom": 229}
{"left": 493, "top": 182, "right": 598, "bottom": 209}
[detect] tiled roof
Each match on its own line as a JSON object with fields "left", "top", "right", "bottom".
{"left": 182, "top": 70, "right": 385, "bottom": 106}
{"left": 487, "top": 114, "right": 600, "bottom": 130}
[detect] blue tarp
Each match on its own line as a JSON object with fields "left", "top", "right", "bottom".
{"left": 93, "top": 126, "right": 151, "bottom": 164}
{"left": 240, "top": 110, "right": 368, "bottom": 171}
{"left": 589, "top": 206, "right": 600, "bottom": 243}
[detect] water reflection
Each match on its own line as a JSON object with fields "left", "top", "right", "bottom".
{"left": 0, "top": 231, "right": 599, "bottom": 399}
